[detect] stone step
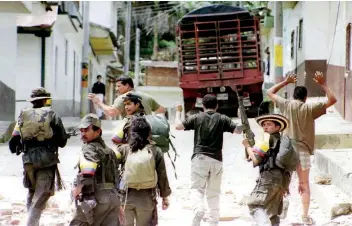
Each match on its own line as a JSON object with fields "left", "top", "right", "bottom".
{"left": 310, "top": 165, "right": 352, "bottom": 220}
{"left": 314, "top": 149, "right": 352, "bottom": 198}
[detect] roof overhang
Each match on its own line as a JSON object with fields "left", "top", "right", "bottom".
{"left": 106, "top": 62, "right": 124, "bottom": 79}
{"left": 17, "top": 5, "right": 58, "bottom": 37}
{"left": 89, "top": 23, "right": 118, "bottom": 56}
{"left": 283, "top": 1, "right": 298, "bottom": 9}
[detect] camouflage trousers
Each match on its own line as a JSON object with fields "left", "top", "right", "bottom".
{"left": 247, "top": 170, "right": 291, "bottom": 226}
{"left": 123, "top": 188, "right": 158, "bottom": 226}
{"left": 25, "top": 165, "right": 56, "bottom": 226}
{"left": 70, "top": 189, "right": 121, "bottom": 226}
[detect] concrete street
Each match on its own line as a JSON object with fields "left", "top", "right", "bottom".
{"left": 0, "top": 118, "right": 351, "bottom": 225}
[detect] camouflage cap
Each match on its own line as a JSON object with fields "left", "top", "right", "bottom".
{"left": 78, "top": 113, "right": 101, "bottom": 129}
{"left": 27, "top": 87, "right": 52, "bottom": 102}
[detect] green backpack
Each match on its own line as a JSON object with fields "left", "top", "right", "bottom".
{"left": 144, "top": 114, "right": 178, "bottom": 179}
{"left": 144, "top": 114, "right": 170, "bottom": 152}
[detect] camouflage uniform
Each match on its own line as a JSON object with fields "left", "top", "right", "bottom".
{"left": 247, "top": 133, "right": 291, "bottom": 226}
{"left": 113, "top": 93, "right": 171, "bottom": 225}
{"left": 9, "top": 88, "right": 68, "bottom": 226}
{"left": 117, "top": 144, "right": 171, "bottom": 226}
{"left": 70, "top": 114, "right": 121, "bottom": 226}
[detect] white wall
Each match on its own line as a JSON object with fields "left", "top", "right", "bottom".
{"left": 282, "top": 1, "right": 305, "bottom": 74}
{"left": 15, "top": 9, "right": 84, "bottom": 116}
{"left": 325, "top": 1, "right": 349, "bottom": 67}
{"left": 16, "top": 34, "right": 42, "bottom": 116}
{"left": 303, "top": 2, "right": 329, "bottom": 61}
{"left": 281, "top": 1, "right": 347, "bottom": 70}
{"left": 0, "top": 14, "right": 17, "bottom": 91}
{"left": 46, "top": 21, "right": 84, "bottom": 116}
{"left": 89, "top": 1, "right": 113, "bottom": 29}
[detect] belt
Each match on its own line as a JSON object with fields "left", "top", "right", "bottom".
{"left": 96, "top": 183, "right": 115, "bottom": 190}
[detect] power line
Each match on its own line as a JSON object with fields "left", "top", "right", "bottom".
{"left": 327, "top": 1, "right": 340, "bottom": 65}
{"left": 130, "top": 10, "right": 178, "bottom": 43}
{"left": 128, "top": 4, "right": 183, "bottom": 41}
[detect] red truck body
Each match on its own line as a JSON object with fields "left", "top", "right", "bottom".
{"left": 176, "top": 5, "right": 265, "bottom": 117}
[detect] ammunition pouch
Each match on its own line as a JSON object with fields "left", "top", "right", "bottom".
{"left": 96, "top": 183, "right": 114, "bottom": 190}
{"left": 259, "top": 152, "right": 282, "bottom": 173}
{"left": 78, "top": 175, "right": 95, "bottom": 196}
{"left": 24, "top": 145, "right": 58, "bottom": 169}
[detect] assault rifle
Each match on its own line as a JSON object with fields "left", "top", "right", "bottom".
{"left": 231, "top": 86, "right": 255, "bottom": 162}
{"left": 66, "top": 127, "right": 79, "bottom": 139}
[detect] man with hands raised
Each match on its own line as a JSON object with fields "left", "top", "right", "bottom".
{"left": 266, "top": 71, "right": 337, "bottom": 224}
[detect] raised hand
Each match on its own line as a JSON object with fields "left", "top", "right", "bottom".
{"left": 285, "top": 72, "right": 297, "bottom": 84}
{"left": 87, "top": 93, "right": 101, "bottom": 105}
{"left": 313, "top": 71, "right": 326, "bottom": 85}
{"left": 174, "top": 102, "right": 183, "bottom": 112}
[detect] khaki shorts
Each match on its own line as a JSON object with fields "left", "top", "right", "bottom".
{"left": 298, "top": 151, "right": 311, "bottom": 171}
{"left": 293, "top": 142, "right": 312, "bottom": 171}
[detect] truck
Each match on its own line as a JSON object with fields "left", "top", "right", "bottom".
{"left": 176, "top": 4, "right": 268, "bottom": 118}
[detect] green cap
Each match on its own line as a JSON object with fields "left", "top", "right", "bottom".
{"left": 78, "top": 113, "right": 101, "bottom": 129}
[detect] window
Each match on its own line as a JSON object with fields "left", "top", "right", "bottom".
{"left": 291, "top": 31, "right": 295, "bottom": 59}
{"left": 346, "top": 23, "right": 351, "bottom": 71}
{"left": 298, "top": 19, "right": 303, "bottom": 49}
{"left": 65, "top": 39, "right": 68, "bottom": 75}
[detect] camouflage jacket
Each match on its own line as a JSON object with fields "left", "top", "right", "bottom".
{"left": 78, "top": 137, "right": 119, "bottom": 194}
{"left": 9, "top": 109, "right": 68, "bottom": 168}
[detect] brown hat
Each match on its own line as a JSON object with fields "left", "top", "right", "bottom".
{"left": 255, "top": 114, "right": 289, "bottom": 132}
{"left": 78, "top": 113, "right": 101, "bottom": 129}
{"left": 27, "top": 87, "right": 51, "bottom": 102}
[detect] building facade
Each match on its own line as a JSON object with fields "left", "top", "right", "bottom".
{"left": 262, "top": 1, "right": 352, "bottom": 121}
{"left": 0, "top": 1, "right": 119, "bottom": 120}
{"left": 0, "top": 1, "right": 31, "bottom": 121}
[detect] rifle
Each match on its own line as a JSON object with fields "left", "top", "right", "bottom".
{"left": 233, "top": 87, "right": 255, "bottom": 162}
{"left": 66, "top": 128, "right": 79, "bottom": 139}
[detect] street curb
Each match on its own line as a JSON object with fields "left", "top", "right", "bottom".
{"left": 315, "top": 134, "right": 352, "bottom": 149}
{"left": 314, "top": 150, "right": 352, "bottom": 198}
{"left": 0, "top": 121, "right": 16, "bottom": 144}
{"left": 310, "top": 166, "right": 352, "bottom": 219}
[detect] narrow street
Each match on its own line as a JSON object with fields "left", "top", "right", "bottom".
{"left": 0, "top": 119, "right": 349, "bottom": 226}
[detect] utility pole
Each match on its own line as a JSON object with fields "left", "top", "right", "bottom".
{"left": 134, "top": 28, "right": 140, "bottom": 87}
{"left": 80, "top": 1, "right": 90, "bottom": 118}
{"left": 274, "top": 1, "right": 283, "bottom": 85}
{"left": 124, "top": 1, "right": 132, "bottom": 76}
